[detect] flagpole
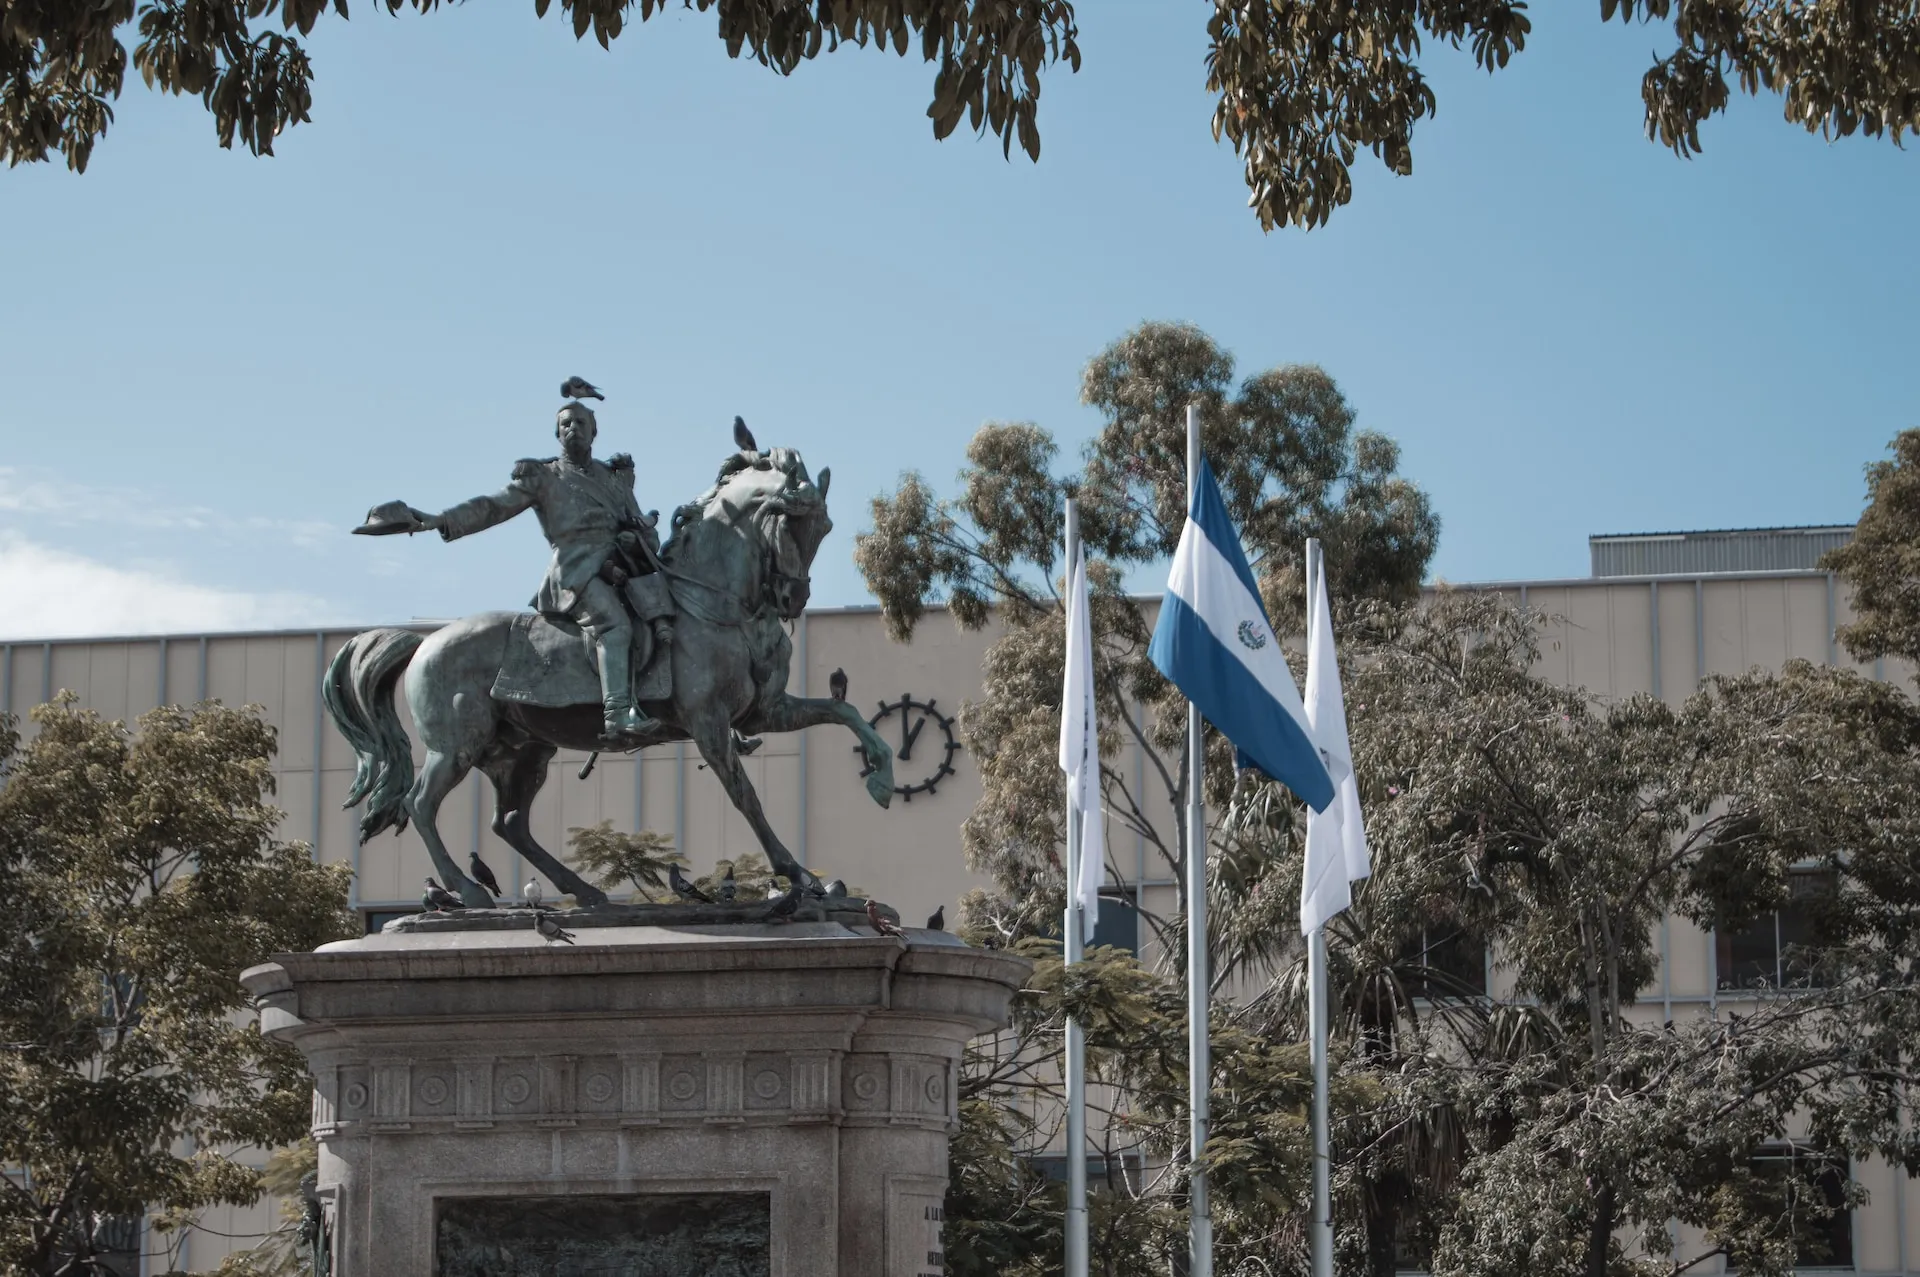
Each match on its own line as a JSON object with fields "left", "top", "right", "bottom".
{"left": 1064, "top": 499, "right": 1090, "bottom": 1277}
{"left": 1306, "top": 537, "right": 1334, "bottom": 1277}
{"left": 1185, "top": 403, "right": 1213, "bottom": 1277}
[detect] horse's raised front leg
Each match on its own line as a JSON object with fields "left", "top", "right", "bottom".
{"left": 741, "top": 694, "right": 895, "bottom": 809}
{"left": 479, "top": 741, "right": 610, "bottom": 907}
{"left": 686, "top": 713, "right": 820, "bottom": 891}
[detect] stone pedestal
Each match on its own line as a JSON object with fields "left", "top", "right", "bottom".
{"left": 242, "top": 922, "right": 1028, "bottom": 1277}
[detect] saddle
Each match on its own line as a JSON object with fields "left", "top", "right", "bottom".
{"left": 491, "top": 573, "right": 674, "bottom": 709}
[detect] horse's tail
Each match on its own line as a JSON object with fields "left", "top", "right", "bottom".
{"left": 322, "top": 627, "right": 424, "bottom": 842}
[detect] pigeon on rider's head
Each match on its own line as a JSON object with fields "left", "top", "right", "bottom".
{"left": 926, "top": 905, "right": 945, "bottom": 931}
{"left": 423, "top": 878, "right": 461, "bottom": 912}
{"left": 718, "top": 865, "right": 737, "bottom": 902}
{"left": 467, "top": 852, "right": 502, "bottom": 898}
{"left": 733, "top": 415, "right": 757, "bottom": 453}
{"left": 560, "top": 376, "right": 604, "bottom": 401}
{"left": 535, "top": 912, "right": 576, "bottom": 945}
{"left": 525, "top": 878, "right": 545, "bottom": 910}
{"left": 829, "top": 668, "right": 848, "bottom": 703}
{"left": 865, "top": 900, "right": 905, "bottom": 938}
{"left": 670, "top": 863, "right": 712, "bottom": 904}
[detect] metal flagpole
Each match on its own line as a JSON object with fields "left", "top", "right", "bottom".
{"left": 1064, "top": 499, "right": 1090, "bottom": 1277}
{"left": 1186, "top": 403, "right": 1213, "bottom": 1277}
{"left": 1306, "top": 537, "right": 1334, "bottom": 1277}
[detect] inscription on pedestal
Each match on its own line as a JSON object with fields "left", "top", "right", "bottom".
{"left": 435, "top": 1192, "right": 770, "bottom": 1276}
{"left": 886, "top": 1181, "right": 947, "bottom": 1277}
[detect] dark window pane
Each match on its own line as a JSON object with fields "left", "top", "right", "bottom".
{"left": 1749, "top": 1148, "right": 1852, "bottom": 1270}
{"left": 1397, "top": 927, "right": 1487, "bottom": 998}
{"left": 365, "top": 910, "right": 413, "bottom": 934}
{"left": 1779, "top": 871, "right": 1835, "bottom": 989}
{"left": 1718, "top": 870, "right": 1836, "bottom": 991}
{"left": 1721, "top": 914, "right": 1779, "bottom": 990}
{"left": 1040, "top": 897, "right": 1140, "bottom": 957}
{"left": 1090, "top": 898, "right": 1139, "bottom": 956}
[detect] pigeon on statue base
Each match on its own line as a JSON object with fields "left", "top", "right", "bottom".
{"left": 423, "top": 878, "right": 462, "bottom": 912}
{"left": 925, "top": 905, "right": 945, "bottom": 931}
{"left": 670, "top": 863, "right": 712, "bottom": 904}
{"left": 718, "top": 865, "right": 737, "bottom": 902}
{"left": 765, "top": 876, "right": 805, "bottom": 922}
{"left": 468, "top": 852, "right": 502, "bottom": 898}
{"left": 535, "top": 912, "right": 576, "bottom": 945}
{"left": 865, "top": 900, "right": 905, "bottom": 938}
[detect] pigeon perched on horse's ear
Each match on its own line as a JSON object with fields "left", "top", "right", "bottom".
{"left": 561, "top": 376, "right": 604, "bottom": 401}
{"left": 733, "top": 416, "right": 758, "bottom": 453}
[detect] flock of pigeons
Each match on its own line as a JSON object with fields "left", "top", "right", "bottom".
{"left": 420, "top": 854, "right": 944, "bottom": 946}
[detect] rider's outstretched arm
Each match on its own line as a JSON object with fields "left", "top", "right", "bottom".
{"left": 433, "top": 461, "right": 544, "bottom": 543}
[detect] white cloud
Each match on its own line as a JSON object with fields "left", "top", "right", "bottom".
{"left": 0, "top": 466, "right": 336, "bottom": 544}
{"left": 0, "top": 533, "right": 331, "bottom": 639}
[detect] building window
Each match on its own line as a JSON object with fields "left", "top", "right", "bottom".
{"left": 1027, "top": 1152, "right": 1142, "bottom": 1189}
{"left": 1398, "top": 926, "right": 1487, "bottom": 998}
{"left": 1090, "top": 896, "right": 1139, "bottom": 956}
{"left": 53, "top": 1214, "right": 141, "bottom": 1276}
{"left": 364, "top": 909, "right": 413, "bottom": 934}
{"left": 1717, "top": 871, "right": 1835, "bottom": 991}
{"left": 1746, "top": 1146, "right": 1852, "bottom": 1270}
{"left": 1042, "top": 896, "right": 1141, "bottom": 957}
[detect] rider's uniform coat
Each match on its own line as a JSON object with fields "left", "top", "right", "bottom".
{"left": 437, "top": 453, "right": 647, "bottom": 619}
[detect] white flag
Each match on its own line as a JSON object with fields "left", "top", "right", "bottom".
{"left": 1059, "top": 546, "right": 1104, "bottom": 944}
{"left": 1300, "top": 551, "right": 1371, "bottom": 936}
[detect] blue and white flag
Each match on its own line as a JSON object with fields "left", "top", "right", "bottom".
{"left": 1149, "top": 458, "right": 1334, "bottom": 813}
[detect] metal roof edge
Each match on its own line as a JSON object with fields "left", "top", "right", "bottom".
{"left": 1589, "top": 525, "right": 1854, "bottom": 542}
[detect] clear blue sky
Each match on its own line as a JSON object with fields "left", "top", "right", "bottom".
{"left": 1, "top": 2, "right": 1914, "bottom": 638}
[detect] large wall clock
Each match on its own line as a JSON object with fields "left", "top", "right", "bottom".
{"left": 854, "top": 694, "right": 962, "bottom": 802}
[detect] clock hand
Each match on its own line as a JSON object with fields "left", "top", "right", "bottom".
{"left": 900, "top": 711, "right": 926, "bottom": 761}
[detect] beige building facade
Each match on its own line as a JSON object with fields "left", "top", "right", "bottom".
{"left": 6, "top": 525, "right": 1917, "bottom": 1274}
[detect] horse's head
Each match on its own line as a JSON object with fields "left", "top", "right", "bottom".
{"left": 672, "top": 446, "right": 833, "bottom": 621}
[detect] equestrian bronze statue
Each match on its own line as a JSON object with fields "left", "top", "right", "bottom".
{"left": 324, "top": 391, "right": 894, "bottom": 907}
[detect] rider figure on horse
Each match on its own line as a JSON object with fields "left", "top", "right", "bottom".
{"left": 416, "top": 399, "right": 667, "bottom": 743}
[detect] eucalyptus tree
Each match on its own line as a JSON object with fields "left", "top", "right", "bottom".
{"left": 1825, "top": 428, "right": 1920, "bottom": 666}
{"left": 856, "top": 319, "right": 1436, "bottom": 952}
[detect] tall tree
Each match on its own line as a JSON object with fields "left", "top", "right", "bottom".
{"left": 858, "top": 319, "right": 1436, "bottom": 1273}
{"left": 6, "top": 1, "right": 1915, "bottom": 228}
{"left": 1824, "top": 428, "right": 1920, "bottom": 666}
{"left": 1319, "top": 592, "right": 1920, "bottom": 1277}
{"left": 856, "top": 319, "right": 1437, "bottom": 941}
{"left": 0, "top": 698, "right": 356, "bottom": 1277}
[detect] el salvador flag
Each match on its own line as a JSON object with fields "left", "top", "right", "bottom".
{"left": 1149, "top": 458, "right": 1335, "bottom": 813}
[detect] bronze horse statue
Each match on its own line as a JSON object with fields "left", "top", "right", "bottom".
{"left": 322, "top": 446, "right": 894, "bottom": 907}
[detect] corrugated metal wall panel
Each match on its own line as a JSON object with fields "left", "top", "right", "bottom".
{"left": 1590, "top": 527, "right": 1853, "bottom": 577}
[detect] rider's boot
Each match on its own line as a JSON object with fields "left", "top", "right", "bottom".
{"left": 594, "top": 630, "right": 650, "bottom": 741}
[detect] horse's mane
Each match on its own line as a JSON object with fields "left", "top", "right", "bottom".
{"left": 667, "top": 448, "right": 808, "bottom": 541}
